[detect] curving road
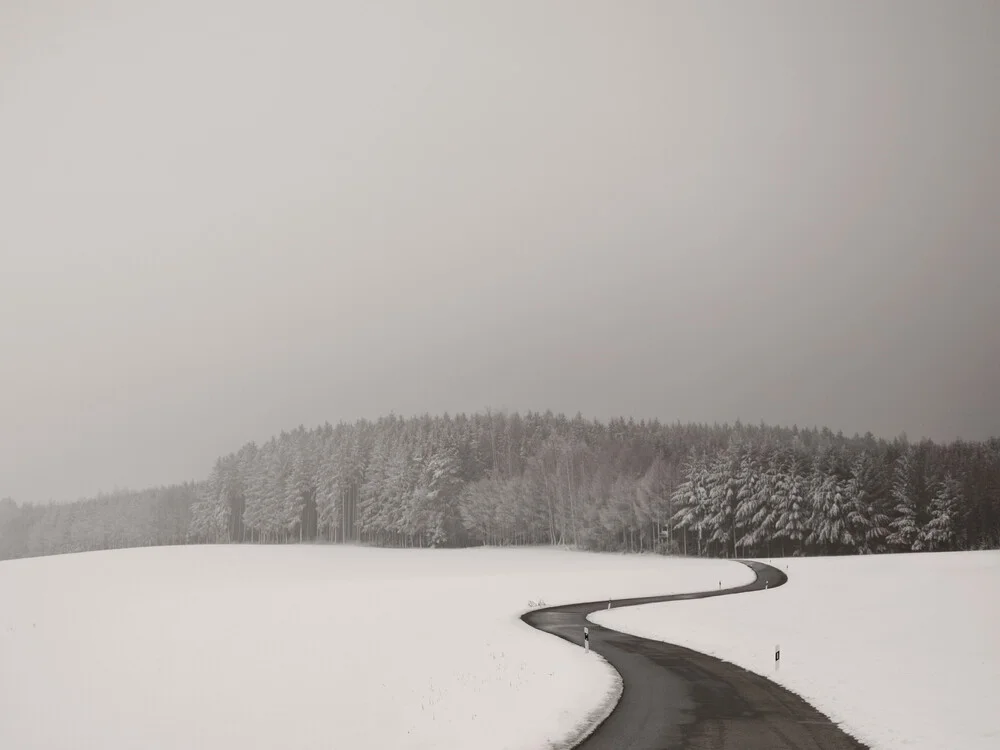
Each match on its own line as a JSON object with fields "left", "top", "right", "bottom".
{"left": 522, "top": 561, "right": 870, "bottom": 750}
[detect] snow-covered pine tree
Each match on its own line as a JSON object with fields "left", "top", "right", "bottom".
{"left": 458, "top": 479, "right": 494, "bottom": 545}
{"left": 359, "top": 436, "right": 390, "bottom": 543}
{"left": 404, "top": 476, "right": 430, "bottom": 546}
{"left": 379, "top": 441, "right": 415, "bottom": 545}
{"left": 774, "top": 449, "right": 809, "bottom": 555}
{"left": 736, "top": 445, "right": 777, "bottom": 556}
{"left": 670, "top": 451, "right": 710, "bottom": 556}
{"left": 315, "top": 449, "right": 340, "bottom": 542}
{"left": 242, "top": 443, "right": 270, "bottom": 542}
{"left": 283, "top": 448, "right": 314, "bottom": 542}
{"left": 806, "top": 460, "right": 848, "bottom": 553}
{"left": 845, "top": 450, "right": 891, "bottom": 553}
{"left": 920, "top": 473, "right": 962, "bottom": 551}
{"left": 703, "top": 445, "right": 741, "bottom": 557}
{"left": 188, "top": 460, "right": 229, "bottom": 543}
{"left": 423, "top": 445, "right": 463, "bottom": 546}
{"left": 887, "top": 450, "right": 922, "bottom": 551}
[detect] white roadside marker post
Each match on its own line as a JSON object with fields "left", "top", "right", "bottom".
{"left": 584, "top": 626, "right": 590, "bottom": 653}
{"left": 775, "top": 644, "right": 780, "bottom": 672}
{"left": 608, "top": 598, "right": 611, "bottom": 610}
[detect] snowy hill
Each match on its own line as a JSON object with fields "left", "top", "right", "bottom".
{"left": 0, "top": 545, "right": 750, "bottom": 750}
{"left": 592, "top": 551, "right": 1000, "bottom": 750}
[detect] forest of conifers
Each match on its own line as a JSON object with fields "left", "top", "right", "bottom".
{"left": 2, "top": 411, "right": 999, "bottom": 561}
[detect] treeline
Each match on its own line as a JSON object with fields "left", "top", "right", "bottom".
{"left": 0, "top": 485, "right": 197, "bottom": 560}
{"left": 2, "top": 412, "right": 999, "bottom": 561}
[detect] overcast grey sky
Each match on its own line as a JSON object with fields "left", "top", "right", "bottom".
{"left": 2, "top": 1, "right": 998, "bottom": 504}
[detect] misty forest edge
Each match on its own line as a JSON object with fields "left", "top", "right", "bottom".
{"left": 2, "top": 411, "right": 999, "bottom": 561}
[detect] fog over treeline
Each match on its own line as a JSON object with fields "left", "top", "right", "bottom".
{"left": 2, "top": 411, "right": 997, "bottom": 561}
{"left": 4, "top": 3, "right": 999, "bottom": 509}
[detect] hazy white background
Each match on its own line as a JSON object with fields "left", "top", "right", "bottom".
{"left": 2, "top": 1, "right": 998, "bottom": 504}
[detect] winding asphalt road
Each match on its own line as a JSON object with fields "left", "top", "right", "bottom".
{"left": 522, "top": 561, "right": 870, "bottom": 750}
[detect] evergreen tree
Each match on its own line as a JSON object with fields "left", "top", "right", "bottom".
{"left": 920, "top": 474, "right": 961, "bottom": 551}
{"left": 774, "top": 450, "right": 809, "bottom": 555}
{"left": 670, "top": 451, "right": 710, "bottom": 556}
{"left": 807, "top": 468, "right": 848, "bottom": 552}
{"left": 735, "top": 447, "right": 776, "bottom": 555}
{"left": 887, "top": 451, "right": 922, "bottom": 551}
{"left": 845, "top": 451, "right": 891, "bottom": 554}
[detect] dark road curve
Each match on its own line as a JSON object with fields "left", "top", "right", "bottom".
{"left": 521, "top": 561, "right": 870, "bottom": 750}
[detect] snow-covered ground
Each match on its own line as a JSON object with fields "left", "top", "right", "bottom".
{"left": 0, "top": 545, "right": 752, "bottom": 750}
{"left": 592, "top": 551, "right": 1000, "bottom": 750}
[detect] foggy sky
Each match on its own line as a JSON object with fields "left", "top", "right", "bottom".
{"left": 2, "top": 1, "right": 998, "bottom": 504}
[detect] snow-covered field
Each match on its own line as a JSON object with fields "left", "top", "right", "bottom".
{"left": 592, "top": 551, "right": 1000, "bottom": 750}
{"left": 0, "top": 545, "right": 751, "bottom": 750}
